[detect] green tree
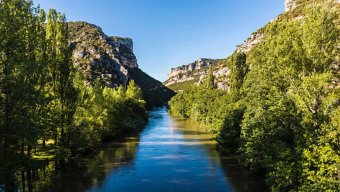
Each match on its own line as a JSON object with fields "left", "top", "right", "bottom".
{"left": 46, "top": 9, "right": 77, "bottom": 152}
{"left": 230, "top": 52, "right": 247, "bottom": 94}
{"left": 126, "top": 80, "right": 143, "bottom": 100}
{"left": 204, "top": 67, "right": 216, "bottom": 89}
{"left": 0, "top": 0, "right": 42, "bottom": 160}
{"left": 290, "top": 73, "right": 340, "bottom": 191}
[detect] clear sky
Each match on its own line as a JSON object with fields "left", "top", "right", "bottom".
{"left": 33, "top": 0, "right": 284, "bottom": 81}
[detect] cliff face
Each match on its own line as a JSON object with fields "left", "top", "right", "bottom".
{"left": 167, "top": 58, "right": 215, "bottom": 81}
{"left": 164, "top": 58, "right": 224, "bottom": 91}
{"left": 68, "top": 22, "right": 137, "bottom": 87}
{"left": 68, "top": 22, "right": 174, "bottom": 107}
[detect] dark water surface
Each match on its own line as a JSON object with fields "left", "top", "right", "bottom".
{"left": 5, "top": 107, "right": 266, "bottom": 192}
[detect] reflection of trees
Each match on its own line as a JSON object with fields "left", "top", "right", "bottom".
{"left": 0, "top": 135, "right": 141, "bottom": 192}
{"left": 0, "top": 165, "right": 20, "bottom": 192}
{"left": 170, "top": 117, "right": 220, "bottom": 165}
{"left": 218, "top": 155, "right": 266, "bottom": 192}
{"left": 50, "top": 135, "right": 141, "bottom": 192}
{"left": 0, "top": 160, "right": 53, "bottom": 192}
{"left": 170, "top": 116, "right": 266, "bottom": 192}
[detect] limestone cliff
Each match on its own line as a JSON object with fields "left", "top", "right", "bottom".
{"left": 68, "top": 22, "right": 137, "bottom": 87}
{"left": 68, "top": 22, "right": 174, "bottom": 107}
{"left": 165, "top": 59, "right": 220, "bottom": 86}
{"left": 164, "top": 58, "right": 227, "bottom": 92}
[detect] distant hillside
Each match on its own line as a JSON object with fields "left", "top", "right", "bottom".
{"left": 164, "top": 58, "right": 224, "bottom": 92}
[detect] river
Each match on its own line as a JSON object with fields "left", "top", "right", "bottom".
{"left": 7, "top": 107, "right": 266, "bottom": 192}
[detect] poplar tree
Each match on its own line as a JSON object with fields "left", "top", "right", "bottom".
{"left": 230, "top": 52, "right": 247, "bottom": 94}
{"left": 46, "top": 9, "right": 77, "bottom": 150}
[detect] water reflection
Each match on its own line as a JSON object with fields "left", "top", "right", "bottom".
{"left": 49, "top": 135, "right": 141, "bottom": 192}
{"left": 88, "top": 107, "right": 265, "bottom": 192}
{"left": 0, "top": 107, "right": 266, "bottom": 192}
{"left": 0, "top": 134, "right": 141, "bottom": 192}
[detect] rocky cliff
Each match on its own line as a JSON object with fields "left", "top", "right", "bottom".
{"left": 164, "top": 59, "right": 220, "bottom": 86}
{"left": 164, "top": 57, "right": 231, "bottom": 92}
{"left": 68, "top": 22, "right": 175, "bottom": 107}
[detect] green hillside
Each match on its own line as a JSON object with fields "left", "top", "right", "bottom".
{"left": 169, "top": 0, "right": 340, "bottom": 190}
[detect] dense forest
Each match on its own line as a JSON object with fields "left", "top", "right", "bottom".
{"left": 169, "top": 0, "right": 339, "bottom": 191}
{"left": 0, "top": 0, "right": 147, "bottom": 168}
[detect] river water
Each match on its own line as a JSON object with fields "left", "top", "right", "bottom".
{"left": 9, "top": 107, "right": 266, "bottom": 191}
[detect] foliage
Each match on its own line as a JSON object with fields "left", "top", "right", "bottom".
{"left": 0, "top": 0, "right": 147, "bottom": 166}
{"left": 169, "top": 0, "right": 340, "bottom": 190}
{"left": 73, "top": 77, "right": 146, "bottom": 148}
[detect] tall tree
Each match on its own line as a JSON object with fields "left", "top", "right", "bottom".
{"left": 230, "top": 52, "right": 247, "bottom": 94}
{"left": 0, "top": 0, "right": 41, "bottom": 159}
{"left": 46, "top": 9, "right": 77, "bottom": 149}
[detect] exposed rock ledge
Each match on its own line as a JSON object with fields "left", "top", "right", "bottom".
{"left": 164, "top": 58, "right": 220, "bottom": 87}
{"left": 285, "top": 0, "right": 297, "bottom": 12}
{"left": 236, "top": 33, "right": 264, "bottom": 53}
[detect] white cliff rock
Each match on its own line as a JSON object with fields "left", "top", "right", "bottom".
{"left": 237, "top": 33, "right": 264, "bottom": 53}
{"left": 165, "top": 58, "right": 220, "bottom": 87}
{"left": 164, "top": 58, "right": 231, "bottom": 91}
{"left": 285, "top": 0, "right": 297, "bottom": 12}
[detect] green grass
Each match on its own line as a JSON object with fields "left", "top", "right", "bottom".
{"left": 32, "top": 140, "right": 56, "bottom": 160}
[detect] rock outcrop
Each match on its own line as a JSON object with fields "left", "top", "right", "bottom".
{"left": 285, "top": 0, "right": 297, "bottom": 11}
{"left": 164, "top": 58, "right": 221, "bottom": 87}
{"left": 236, "top": 33, "right": 264, "bottom": 53}
{"left": 68, "top": 22, "right": 138, "bottom": 87}
{"left": 68, "top": 22, "right": 174, "bottom": 107}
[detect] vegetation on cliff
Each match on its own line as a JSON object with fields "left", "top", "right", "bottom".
{"left": 169, "top": 0, "right": 339, "bottom": 190}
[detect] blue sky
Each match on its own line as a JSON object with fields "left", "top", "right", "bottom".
{"left": 33, "top": 0, "right": 284, "bottom": 81}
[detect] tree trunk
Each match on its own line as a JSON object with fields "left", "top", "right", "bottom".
{"left": 27, "top": 144, "right": 32, "bottom": 162}
{"left": 21, "top": 142, "right": 25, "bottom": 158}
{"left": 21, "top": 171, "right": 26, "bottom": 192}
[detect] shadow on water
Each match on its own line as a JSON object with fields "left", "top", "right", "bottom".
{"left": 0, "top": 134, "right": 142, "bottom": 192}
{"left": 0, "top": 107, "right": 266, "bottom": 192}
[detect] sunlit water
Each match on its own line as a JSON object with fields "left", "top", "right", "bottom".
{"left": 15, "top": 107, "right": 265, "bottom": 192}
